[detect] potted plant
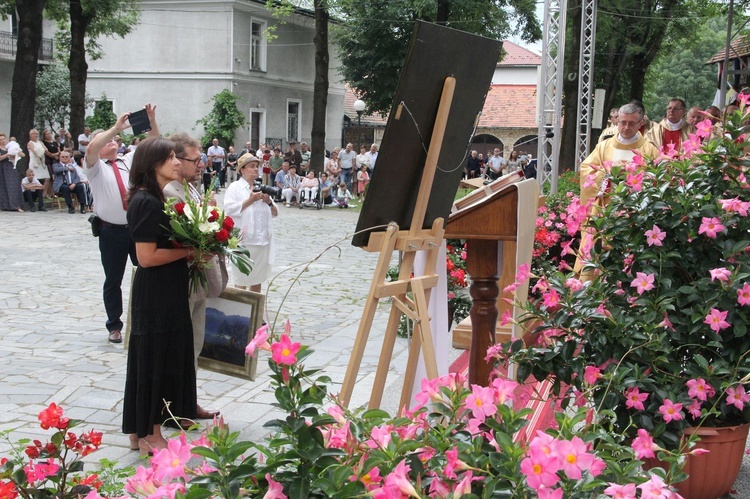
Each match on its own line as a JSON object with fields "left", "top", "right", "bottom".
{"left": 501, "top": 100, "right": 750, "bottom": 498}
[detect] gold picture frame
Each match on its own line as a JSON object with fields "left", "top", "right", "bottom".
{"left": 198, "top": 287, "right": 263, "bottom": 380}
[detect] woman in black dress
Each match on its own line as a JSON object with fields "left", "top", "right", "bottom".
{"left": 0, "top": 133, "right": 23, "bottom": 211}
{"left": 123, "top": 137, "right": 197, "bottom": 454}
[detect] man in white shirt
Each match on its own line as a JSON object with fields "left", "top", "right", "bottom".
{"left": 338, "top": 143, "right": 357, "bottom": 192}
{"left": 366, "top": 143, "right": 378, "bottom": 175}
{"left": 207, "top": 138, "right": 226, "bottom": 189}
{"left": 487, "top": 148, "right": 507, "bottom": 180}
{"left": 78, "top": 126, "right": 91, "bottom": 155}
{"left": 85, "top": 104, "right": 160, "bottom": 343}
{"left": 164, "top": 132, "right": 225, "bottom": 421}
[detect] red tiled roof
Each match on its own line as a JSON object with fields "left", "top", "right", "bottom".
{"left": 498, "top": 40, "right": 541, "bottom": 67}
{"left": 343, "top": 88, "right": 387, "bottom": 126}
{"left": 478, "top": 84, "right": 537, "bottom": 128}
{"left": 707, "top": 35, "right": 750, "bottom": 64}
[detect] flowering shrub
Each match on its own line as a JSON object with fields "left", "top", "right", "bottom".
{"left": 164, "top": 179, "right": 252, "bottom": 292}
{"left": 0, "top": 403, "right": 119, "bottom": 499}
{"left": 502, "top": 101, "right": 750, "bottom": 453}
{"left": 445, "top": 239, "right": 471, "bottom": 324}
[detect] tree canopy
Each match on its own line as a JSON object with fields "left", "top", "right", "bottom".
{"left": 334, "top": 0, "right": 541, "bottom": 115}
{"left": 196, "top": 90, "right": 248, "bottom": 148}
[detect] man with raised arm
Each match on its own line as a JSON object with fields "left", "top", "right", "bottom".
{"left": 85, "top": 104, "right": 160, "bottom": 343}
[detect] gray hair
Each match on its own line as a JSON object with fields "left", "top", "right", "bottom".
{"left": 618, "top": 103, "right": 643, "bottom": 120}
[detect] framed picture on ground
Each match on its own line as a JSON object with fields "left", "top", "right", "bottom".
{"left": 198, "top": 287, "right": 264, "bottom": 380}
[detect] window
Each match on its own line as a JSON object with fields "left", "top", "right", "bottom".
{"left": 250, "top": 20, "right": 266, "bottom": 71}
{"left": 287, "top": 100, "right": 300, "bottom": 143}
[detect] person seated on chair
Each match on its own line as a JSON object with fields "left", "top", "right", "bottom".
{"left": 21, "top": 168, "right": 45, "bottom": 212}
{"left": 320, "top": 172, "right": 333, "bottom": 205}
{"left": 299, "top": 171, "right": 319, "bottom": 205}
{"left": 71, "top": 159, "right": 93, "bottom": 212}
{"left": 274, "top": 161, "right": 289, "bottom": 202}
{"left": 52, "top": 150, "right": 86, "bottom": 213}
{"left": 281, "top": 165, "right": 302, "bottom": 207}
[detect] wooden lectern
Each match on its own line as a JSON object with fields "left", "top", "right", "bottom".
{"left": 444, "top": 176, "right": 538, "bottom": 386}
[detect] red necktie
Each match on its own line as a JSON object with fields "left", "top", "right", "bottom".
{"left": 107, "top": 159, "right": 128, "bottom": 211}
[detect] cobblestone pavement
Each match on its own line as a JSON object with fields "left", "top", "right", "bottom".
{"left": 0, "top": 197, "right": 747, "bottom": 496}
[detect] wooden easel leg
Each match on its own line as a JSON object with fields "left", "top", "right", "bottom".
{"left": 340, "top": 225, "right": 399, "bottom": 407}
{"left": 368, "top": 301, "right": 405, "bottom": 409}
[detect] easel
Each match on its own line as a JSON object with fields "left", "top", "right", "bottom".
{"left": 340, "top": 77, "right": 456, "bottom": 410}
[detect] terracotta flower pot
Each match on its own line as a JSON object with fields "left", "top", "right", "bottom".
{"left": 647, "top": 423, "right": 750, "bottom": 499}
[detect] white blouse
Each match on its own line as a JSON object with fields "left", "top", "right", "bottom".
{"left": 223, "top": 177, "right": 274, "bottom": 247}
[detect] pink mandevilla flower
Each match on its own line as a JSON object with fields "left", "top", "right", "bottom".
{"left": 709, "top": 267, "right": 732, "bottom": 282}
{"left": 631, "top": 429, "right": 656, "bottom": 459}
{"left": 704, "top": 308, "right": 730, "bottom": 333}
{"left": 492, "top": 377, "right": 517, "bottom": 404}
{"left": 270, "top": 334, "right": 301, "bottom": 365}
{"left": 726, "top": 385, "right": 750, "bottom": 410}
{"left": 555, "top": 436, "right": 596, "bottom": 480}
{"left": 688, "top": 399, "right": 702, "bottom": 419}
{"left": 151, "top": 438, "right": 193, "bottom": 482}
{"left": 686, "top": 378, "right": 713, "bottom": 401}
{"left": 637, "top": 474, "right": 672, "bottom": 498}
{"left": 630, "top": 272, "right": 655, "bottom": 295}
{"left": 644, "top": 225, "right": 667, "bottom": 246}
{"left": 625, "top": 171, "right": 644, "bottom": 192}
{"left": 604, "top": 482, "right": 637, "bottom": 499}
{"left": 245, "top": 325, "right": 270, "bottom": 357}
{"left": 465, "top": 385, "right": 497, "bottom": 421}
{"left": 520, "top": 447, "right": 561, "bottom": 490}
{"left": 624, "top": 387, "right": 649, "bottom": 411}
{"left": 659, "top": 399, "right": 684, "bottom": 423}
{"left": 698, "top": 216, "right": 726, "bottom": 238}
{"left": 583, "top": 365, "right": 601, "bottom": 385}
{"left": 383, "top": 460, "right": 419, "bottom": 498}
{"left": 565, "top": 277, "right": 584, "bottom": 292}
{"left": 738, "top": 283, "right": 750, "bottom": 306}
{"left": 264, "top": 473, "right": 287, "bottom": 499}
{"left": 542, "top": 288, "right": 561, "bottom": 308}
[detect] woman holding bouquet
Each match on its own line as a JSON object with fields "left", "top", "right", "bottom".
{"left": 224, "top": 153, "right": 277, "bottom": 293}
{"left": 123, "top": 136, "right": 197, "bottom": 454}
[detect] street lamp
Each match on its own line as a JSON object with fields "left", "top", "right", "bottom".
{"left": 353, "top": 99, "right": 365, "bottom": 197}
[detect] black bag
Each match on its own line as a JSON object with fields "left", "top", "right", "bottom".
{"left": 88, "top": 214, "right": 102, "bottom": 237}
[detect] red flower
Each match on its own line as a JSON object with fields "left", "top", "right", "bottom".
{"left": 64, "top": 432, "right": 77, "bottom": 449}
{"left": 24, "top": 445, "right": 40, "bottom": 459}
{"left": 222, "top": 216, "right": 235, "bottom": 231}
{"left": 208, "top": 209, "right": 220, "bottom": 222}
{"left": 0, "top": 480, "right": 18, "bottom": 499}
{"left": 174, "top": 202, "right": 186, "bottom": 215}
{"left": 38, "top": 403, "right": 69, "bottom": 430}
{"left": 215, "top": 228, "right": 230, "bottom": 242}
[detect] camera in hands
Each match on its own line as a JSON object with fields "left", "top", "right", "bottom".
{"left": 253, "top": 180, "right": 281, "bottom": 198}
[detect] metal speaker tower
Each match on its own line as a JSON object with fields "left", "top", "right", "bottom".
{"left": 576, "top": 0, "right": 598, "bottom": 169}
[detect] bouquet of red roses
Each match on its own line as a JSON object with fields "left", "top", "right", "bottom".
{"left": 164, "top": 181, "right": 252, "bottom": 293}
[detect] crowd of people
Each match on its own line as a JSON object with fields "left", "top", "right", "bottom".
{"left": 465, "top": 147, "right": 535, "bottom": 181}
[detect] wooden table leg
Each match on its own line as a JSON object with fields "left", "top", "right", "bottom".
{"left": 466, "top": 239, "right": 499, "bottom": 386}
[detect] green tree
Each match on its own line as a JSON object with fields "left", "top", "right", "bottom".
{"left": 85, "top": 93, "right": 116, "bottom": 131}
{"left": 334, "top": 0, "right": 541, "bottom": 116}
{"left": 8, "top": 0, "right": 46, "bottom": 159}
{"left": 46, "top": 0, "right": 140, "bottom": 149}
{"left": 34, "top": 63, "right": 79, "bottom": 131}
{"left": 643, "top": 17, "right": 734, "bottom": 118}
{"left": 196, "top": 90, "right": 248, "bottom": 148}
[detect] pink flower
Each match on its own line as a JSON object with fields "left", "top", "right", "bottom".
{"left": 704, "top": 308, "right": 730, "bottom": 333}
{"left": 698, "top": 217, "right": 726, "bottom": 238}
{"left": 565, "top": 278, "right": 584, "bottom": 292}
{"left": 383, "top": 460, "right": 419, "bottom": 498}
{"left": 604, "top": 482, "right": 637, "bottom": 499}
{"left": 263, "top": 473, "right": 287, "bottom": 499}
{"left": 626, "top": 171, "right": 644, "bottom": 192}
{"left": 357, "top": 466, "right": 382, "bottom": 491}
{"left": 659, "top": 399, "right": 684, "bottom": 423}
{"left": 452, "top": 470, "right": 482, "bottom": 496}
{"left": 465, "top": 385, "right": 497, "bottom": 421}
{"left": 24, "top": 459, "right": 60, "bottom": 484}
{"left": 631, "top": 429, "right": 656, "bottom": 459}
{"left": 124, "top": 466, "right": 159, "bottom": 496}
{"left": 492, "top": 378, "right": 517, "bottom": 405}
{"left": 686, "top": 378, "right": 713, "bottom": 401}
{"left": 245, "top": 325, "right": 270, "bottom": 357}
{"left": 365, "top": 424, "right": 393, "bottom": 449}
{"left": 709, "top": 267, "right": 732, "bottom": 282}
{"left": 270, "top": 334, "right": 301, "bottom": 365}
{"left": 556, "top": 437, "right": 596, "bottom": 480}
{"left": 499, "top": 309, "right": 513, "bottom": 326}
{"left": 637, "top": 474, "right": 671, "bottom": 498}
{"left": 151, "top": 438, "right": 192, "bottom": 482}
{"left": 583, "top": 366, "right": 601, "bottom": 385}
{"left": 583, "top": 173, "right": 597, "bottom": 189}
{"left": 726, "top": 385, "right": 750, "bottom": 410}
{"left": 520, "top": 447, "right": 561, "bottom": 490}
{"left": 738, "top": 283, "right": 750, "bottom": 306}
{"left": 695, "top": 118, "right": 713, "bottom": 138}
{"left": 624, "top": 387, "right": 649, "bottom": 411}
{"left": 688, "top": 399, "right": 702, "bottom": 419}
{"left": 542, "top": 289, "right": 560, "bottom": 308}
{"left": 630, "top": 272, "right": 655, "bottom": 295}
{"left": 644, "top": 225, "right": 667, "bottom": 246}
{"left": 443, "top": 447, "right": 470, "bottom": 479}
{"left": 537, "top": 487, "right": 564, "bottom": 499}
